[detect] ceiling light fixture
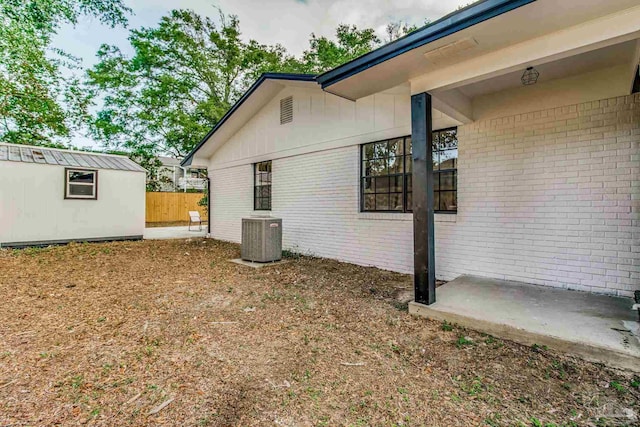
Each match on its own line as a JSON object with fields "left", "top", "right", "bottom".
{"left": 521, "top": 66, "right": 540, "bottom": 86}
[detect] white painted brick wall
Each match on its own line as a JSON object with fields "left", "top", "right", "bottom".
{"left": 448, "top": 94, "right": 640, "bottom": 297}
{"left": 209, "top": 93, "right": 640, "bottom": 297}
{"left": 209, "top": 164, "right": 253, "bottom": 243}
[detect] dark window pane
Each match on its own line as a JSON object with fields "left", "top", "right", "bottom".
{"left": 256, "top": 171, "right": 270, "bottom": 184}
{"left": 378, "top": 141, "right": 391, "bottom": 157}
{"left": 69, "top": 184, "right": 94, "bottom": 197}
{"left": 374, "top": 176, "right": 390, "bottom": 193}
{"left": 363, "top": 143, "right": 376, "bottom": 160}
{"left": 433, "top": 192, "right": 440, "bottom": 212}
{"left": 375, "top": 194, "right": 389, "bottom": 211}
{"left": 440, "top": 191, "right": 457, "bottom": 211}
{"left": 440, "top": 129, "right": 458, "bottom": 150}
{"left": 390, "top": 193, "right": 403, "bottom": 211}
{"left": 363, "top": 177, "right": 375, "bottom": 193}
{"left": 440, "top": 171, "right": 456, "bottom": 190}
{"left": 256, "top": 161, "right": 271, "bottom": 173}
{"left": 363, "top": 142, "right": 391, "bottom": 161}
{"left": 364, "top": 159, "right": 388, "bottom": 176}
{"left": 254, "top": 161, "right": 272, "bottom": 210}
{"left": 388, "top": 156, "right": 403, "bottom": 174}
{"left": 390, "top": 175, "right": 403, "bottom": 193}
{"left": 432, "top": 131, "right": 440, "bottom": 150}
{"left": 69, "top": 171, "right": 95, "bottom": 183}
{"left": 388, "top": 138, "right": 403, "bottom": 156}
{"left": 360, "top": 130, "right": 456, "bottom": 213}
{"left": 364, "top": 194, "right": 375, "bottom": 211}
{"left": 439, "top": 149, "right": 457, "bottom": 170}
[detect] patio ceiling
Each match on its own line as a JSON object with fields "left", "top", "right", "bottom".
{"left": 456, "top": 41, "right": 638, "bottom": 99}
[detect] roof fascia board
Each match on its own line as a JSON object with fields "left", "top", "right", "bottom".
{"left": 181, "top": 73, "right": 316, "bottom": 166}
{"left": 316, "top": 0, "right": 536, "bottom": 89}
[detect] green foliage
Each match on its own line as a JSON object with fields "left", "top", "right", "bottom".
{"left": 85, "top": 13, "right": 386, "bottom": 173}
{"left": 455, "top": 336, "right": 474, "bottom": 348}
{"left": 86, "top": 9, "right": 291, "bottom": 162}
{"left": 3, "top": 1, "right": 438, "bottom": 170}
{"left": 0, "top": 0, "right": 131, "bottom": 144}
{"left": 291, "top": 24, "right": 380, "bottom": 74}
{"left": 383, "top": 21, "right": 420, "bottom": 43}
{"left": 197, "top": 192, "right": 208, "bottom": 214}
{"left": 609, "top": 381, "right": 627, "bottom": 394}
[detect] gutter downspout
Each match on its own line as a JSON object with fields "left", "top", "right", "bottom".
{"left": 205, "top": 176, "right": 211, "bottom": 235}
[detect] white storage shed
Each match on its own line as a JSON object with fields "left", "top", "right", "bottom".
{"left": 0, "top": 143, "right": 146, "bottom": 248}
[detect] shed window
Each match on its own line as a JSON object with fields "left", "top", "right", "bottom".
{"left": 254, "top": 161, "right": 271, "bottom": 210}
{"left": 360, "top": 128, "right": 457, "bottom": 213}
{"left": 65, "top": 168, "right": 97, "bottom": 200}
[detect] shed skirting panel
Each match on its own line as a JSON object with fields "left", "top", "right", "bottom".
{"left": 1, "top": 235, "right": 144, "bottom": 249}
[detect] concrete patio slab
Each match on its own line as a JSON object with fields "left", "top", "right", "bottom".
{"left": 143, "top": 226, "right": 207, "bottom": 240}
{"left": 409, "top": 275, "right": 640, "bottom": 372}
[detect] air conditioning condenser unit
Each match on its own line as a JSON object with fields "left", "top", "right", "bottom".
{"left": 241, "top": 217, "right": 282, "bottom": 262}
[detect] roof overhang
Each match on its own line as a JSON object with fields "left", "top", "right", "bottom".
{"left": 181, "top": 73, "right": 316, "bottom": 167}
{"left": 318, "top": 0, "right": 640, "bottom": 101}
{"left": 316, "top": 0, "right": 536, "bottom": 98}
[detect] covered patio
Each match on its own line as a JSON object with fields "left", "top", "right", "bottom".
{"left": 410, "top": 276, "right": 640, "bottom": 371}
{"left": 317, "top": 0, "right": 640, "bottom": 369}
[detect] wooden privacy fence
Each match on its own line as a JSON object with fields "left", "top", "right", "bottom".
{"left": 146, "top": 192, "right": 207, "bottom": 223}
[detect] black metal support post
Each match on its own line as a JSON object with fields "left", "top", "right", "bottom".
{"left": 411, "top": 92, "right": 436, "bottom": 305}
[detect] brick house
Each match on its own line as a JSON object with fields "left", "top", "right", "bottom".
{"left": 182, "top": 0, "right": 640, "bottom": 304}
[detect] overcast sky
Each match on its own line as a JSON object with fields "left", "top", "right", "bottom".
{"left": 53, "top": 0, "right": 470, "bottom": 149}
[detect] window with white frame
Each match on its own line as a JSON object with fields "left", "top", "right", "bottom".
{"left": 65, "top": 168, "right": 98, "bottom": 199}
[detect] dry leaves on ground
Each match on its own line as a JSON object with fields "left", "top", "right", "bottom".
{"left": 0, "top": 239, "right": 638, "bottom": 426}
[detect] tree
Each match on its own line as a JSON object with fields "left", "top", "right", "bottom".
{"left": 0, "top": 0, "right": 131, "bottom": 144}
{"left": 86, "top": 12, "right": 386, "bottom": 190}
{"left": 292, "top": 24, "right": 380, "bottom": 74}
{"left": 384, "top": 21, "right": 419, "bottom": 43}
{"left": 87, "top": 10, "right": 291, "bottom": 161}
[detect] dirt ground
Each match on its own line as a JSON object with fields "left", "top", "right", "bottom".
{"left": 0, "top": 239, "right": 638, "bottom": 426}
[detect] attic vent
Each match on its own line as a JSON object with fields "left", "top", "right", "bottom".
{"left": 423, "top": 37, "right": 478, "bottom": 65}
{"left": 280, "top": 96, "right": 293, "bottom": 125}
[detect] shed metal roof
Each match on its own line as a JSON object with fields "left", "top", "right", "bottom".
{"left": 0, "top": 144, "right": 146, "bottom": 172}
